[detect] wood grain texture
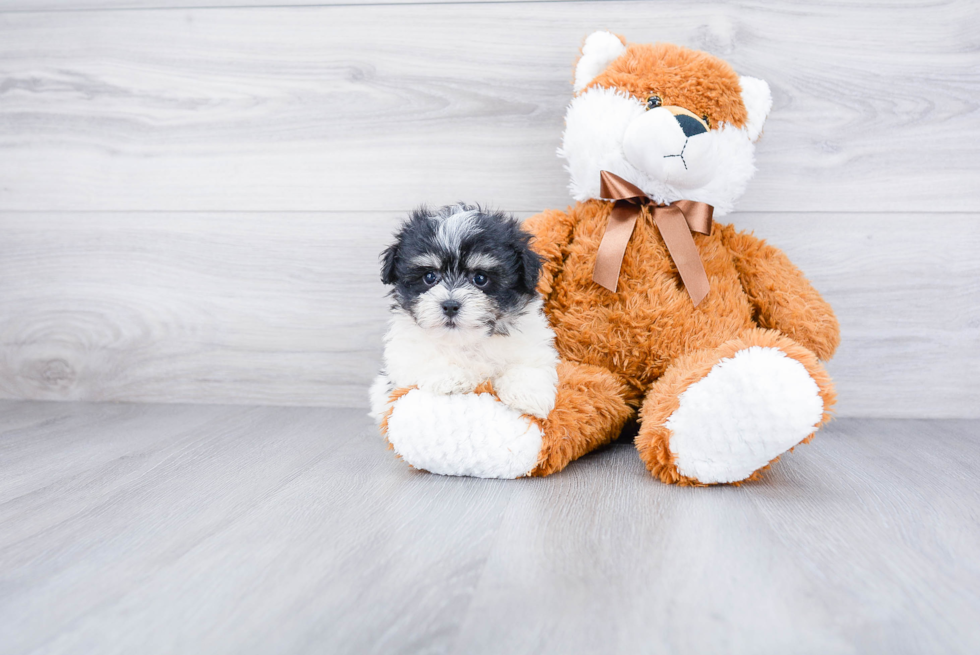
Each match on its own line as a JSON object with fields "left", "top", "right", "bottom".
{"left": 0, "top": 1, "right": 977, "bottom": 212}
{"left": 0, "top": 0, "right": 948, "bottom": 11}
{"left": 0, "top": 0, "right": 539, "bottom": 10}
{"left": 1, "top": 212, "right": 977, "bottom": 417}
{"left": 452, "top": 417, "right": 980, "bottom": 655}
{"left": 1, "top": 401, "right": 979, "bottom": 654}
{"left": 0, "top": 0, "right": 977, "bottom": 415}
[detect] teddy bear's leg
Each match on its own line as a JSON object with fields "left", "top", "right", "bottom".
{"left": 527, "top": 360, "right": 632, "bottom": 476}
{"left": 636, "top": 328, "right": 836, "bottom": 486}
{"left": 379, "top": 360, "right": 630, "bottom": 479}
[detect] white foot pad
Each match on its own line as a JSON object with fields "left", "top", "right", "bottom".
{"left": 666, "top": 346, "right": 824, "bottom": 484}
{"left": 386, "top": 389, "right": 543, "bottom": 479}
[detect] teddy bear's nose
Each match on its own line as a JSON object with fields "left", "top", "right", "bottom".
{"left": 674, "top": 113, "right": 707, "bottom": 138}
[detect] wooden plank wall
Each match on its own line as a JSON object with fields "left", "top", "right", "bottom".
{"left": 0, "top": 1, "right": 977, "bottom": 418}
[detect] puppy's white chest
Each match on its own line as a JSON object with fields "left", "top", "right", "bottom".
{"left": 443, "top": 337, "right": 516, "bottom": 377}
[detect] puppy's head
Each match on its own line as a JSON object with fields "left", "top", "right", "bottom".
{"left": 380, "top": 204, "right": 541, "bottom": 335}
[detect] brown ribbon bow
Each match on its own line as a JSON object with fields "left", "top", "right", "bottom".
{"left": 593, "top": 170, "right": 714, "bottom": 306}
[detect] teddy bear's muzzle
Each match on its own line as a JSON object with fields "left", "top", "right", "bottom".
{"left": 623, "top": 107, "right": 716, "bottom": 188}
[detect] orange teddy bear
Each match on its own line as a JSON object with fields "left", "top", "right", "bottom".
{"left": 376, "top": 32, "right": 839, "bottom": 485}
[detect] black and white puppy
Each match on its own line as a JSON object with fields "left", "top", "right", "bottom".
{"left": 369, "top": 203, "right": 559, "bottom": 421}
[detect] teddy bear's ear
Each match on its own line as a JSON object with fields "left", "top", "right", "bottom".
{"left": 739, "top": 76, "right": 773, "bottom": 142}
{"left": 573, "top": 31, "right": 627, "bottom": 93}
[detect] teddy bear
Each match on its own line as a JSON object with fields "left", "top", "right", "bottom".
{"left": 375, "top": 32, "right": 839, "bottom": 485}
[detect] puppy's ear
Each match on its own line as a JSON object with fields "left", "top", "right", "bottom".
{"left": 517, "top": 237, "right": 542, "bottom": 294}
{"left": 380, "top": 242, "right": 399, "bottom": 285}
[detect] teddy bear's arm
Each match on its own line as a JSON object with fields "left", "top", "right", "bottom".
{"left": 720, "top": 225, "right": 840, "bottom": 360}
{"left": 522, "top": 208, "right": 577, "bottom": 297}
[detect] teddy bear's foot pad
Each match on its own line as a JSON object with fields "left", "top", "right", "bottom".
{"left": 667, "top": 346, "right": 824, "bottom": 484}
{"left": 386, "top": 389, "right": 542, "bottom": 479}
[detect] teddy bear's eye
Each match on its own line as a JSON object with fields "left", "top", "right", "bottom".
{"left": 646, "top": 95, "right": 662, "bottom": 109}
{"left": 702, "top": 114, "right": 710, "bottom": 127}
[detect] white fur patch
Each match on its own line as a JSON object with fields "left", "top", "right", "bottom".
{"left": 410, "top": 253, "right": 442, "bottom": 269}
{"left": 574, "top": 31, "right": 627, "bottom": 93}
{"left": 560, "top": 85, "right": 760, "bottom": 216}
{"left": 665, "top": 347, "right": 824, "bottom": 484}
{"left": 465, "top": 252, "right": 502, "bottom": 271}
{"left": 368, "top": 374, "right": 395, "bottom": 424}
{"left": 435, "top": 208, "right": 479, "bottom": 252}
{"left": 382, "top": 297, "right": 559, "bottom": 417}
{"left": 493, "top": 365, "right": 557, "bottom": 419}
{"left": 739, "top": 76, "right": 772, "bottom": 142}
{"left": 386, "top": 389, "right": 543, "bottom": 479}
{"left": 559, "top": 86, "right": 646, "bottom": 200}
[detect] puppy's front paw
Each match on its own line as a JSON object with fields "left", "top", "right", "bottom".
{"left": 494, "top": 366, "right": 558, "bottom": 419}
{"left": 417, "top": 369, "right": 480, "bottom": 396}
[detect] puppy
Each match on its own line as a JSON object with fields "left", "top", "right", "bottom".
{"left": 369, "top": 203, "right": 559, "bottom": 422}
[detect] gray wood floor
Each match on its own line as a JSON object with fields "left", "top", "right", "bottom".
{"left": 1, "top": 400, "right": 978, "bottom": 654}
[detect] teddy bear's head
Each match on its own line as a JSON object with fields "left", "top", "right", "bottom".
{"left": 559, "top": 32, "right": 772, "bottom": 216}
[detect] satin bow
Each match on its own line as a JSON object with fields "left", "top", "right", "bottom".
{"left": 593, "top": 170, "right": 714, "bottom": 306}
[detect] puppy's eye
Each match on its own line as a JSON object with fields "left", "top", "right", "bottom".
{"left": 647, "top": 95, "right": 662, "bottom": 109}
{"left": 423, "top": 271, "right": 439, "bottom": 285}
{"left": 471, "top": 273, "right": 489, "bottom": 288}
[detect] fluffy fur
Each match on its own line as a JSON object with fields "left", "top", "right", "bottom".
{"left": 663, "top": 345, "right": 823, "bottom": 483}
{"left": 376, "top": 360, "right": 631, "bottom": 479}
{"left": 573, "top": 30, "right": 627, "bottom": 92}
{"left": 523, "top": 203, "right": 839, "bottom": 405}
{"left": 527, "top": 360, "right": 632, "bottom": 476}
{"left": 377, "top": 36, "right": 840, "bottom": 485}
{"left": 560, "top": 38, "right": 772, "bottom": 216}
{"left": 385, "top": 387, "right": 545, "bottom": 479}
{"left": 373, "top": 204, "right": 559, "bottom": 420}
{"left": 635, "top": 328, "right": 836, "bottom": 485}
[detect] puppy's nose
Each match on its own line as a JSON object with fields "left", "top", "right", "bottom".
{"left": 442, "top": 300, "right": 461, "bottom": 317}
{"left": 674, "top": 113, "right": 707, "bottom": 137}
